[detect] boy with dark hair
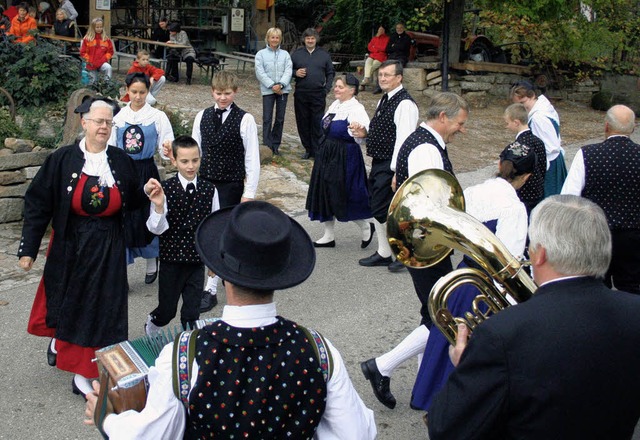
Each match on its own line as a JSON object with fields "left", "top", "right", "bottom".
{"left": 186, "top": 70, "right": 260, "bottom": 312}
{"left": 145, "top": 135, "right": 220, "bottom": 335}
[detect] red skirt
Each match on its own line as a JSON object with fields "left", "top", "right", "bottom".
{"left": 27, "top": 231, "right": 100, "bottom": 378}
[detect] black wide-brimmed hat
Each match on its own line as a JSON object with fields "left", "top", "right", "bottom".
{"left": 195, "top": 201, "right": 316, "bottom": 290}
{"left": 74, "top": 96, "right": 120, "bottom": 117}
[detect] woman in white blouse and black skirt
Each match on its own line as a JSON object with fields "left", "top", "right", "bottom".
{"left": 306, "top": 74, "right": 374, "bottom": 249}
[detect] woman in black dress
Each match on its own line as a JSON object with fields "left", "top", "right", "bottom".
{"left": 18, "top": 98, "right": 160, "bottom": 398}
{"left": 306, "top": 74, "right": 374, "bottom": 248}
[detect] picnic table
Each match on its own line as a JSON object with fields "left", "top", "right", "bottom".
{"left": 212, "top": 51, "right": 256, "bottom": 72}
{"left": 112, "top": 35, "right": 189, "bottom": 71}
{"left": 37, "top": 33, "right": 82, "bottom": 55}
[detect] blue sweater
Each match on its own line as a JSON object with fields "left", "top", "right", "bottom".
{"left": 255, "top": 45, "right": 293, "bottom": 95}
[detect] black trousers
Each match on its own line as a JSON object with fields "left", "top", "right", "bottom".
{"left": 166, "top": 55, "right": 195, "bottom": 80}
{"left": 208, "top": 180, "right": 244, "bottom": 208}
{"left": 262, "top": 93, "right": 288, "bottom": 149}
{"left": 408, "top": 257, "right": 453, "bottom": 328}
{"left": 151, "top": 261, "right": 204, "bottom": 329}
{"left": 606, "top": 229, "right": 640, "bottom": 294}
{"left": 368, "top": 158, "right": 394, "bottom": 224}
{"left": 294, "top": 90, "right": 326, "bottom": 156}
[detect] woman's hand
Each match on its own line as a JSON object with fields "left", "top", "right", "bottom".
{"left": 19, "top": 256, "right": 34, "bottom": 272}
{"left": 348, "top": 122, "right": 367, "bottom": 138}
{"left": 162, "top": 140, "right": 173, "bottom": 160}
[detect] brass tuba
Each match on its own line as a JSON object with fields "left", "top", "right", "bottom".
{"left": 387, "top": 169, "right": 537, "bottom": 345}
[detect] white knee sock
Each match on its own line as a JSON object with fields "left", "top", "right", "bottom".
{"left": 73, "top": 374, "right": 94, "bottom": 395}
{"left": 146, "top": 258, "right": 157, "bottom": 274}
{"left": 376, "top": 324, "right": 430, "bottom": 377}
{"left": 316, "top": 219, "right": 335, "bottom": 244}
{"left": 353, "top": 219, "right": 372, "bottom": 241}
{"left": 374, "top": 219, "right": 392, "bottom": 258}
{"left": 205, "top": 275, "right": 218, "bottom": 295}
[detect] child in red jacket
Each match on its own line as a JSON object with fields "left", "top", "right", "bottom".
{"left": 80, "top": 17, "right": 114, "bottom": 83}
{"left": 122, "top": 49, "right": 166, "bottom": 105}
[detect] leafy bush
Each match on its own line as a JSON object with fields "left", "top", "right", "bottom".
{"left": 163, "top": 106, "right": 193, "bottom": 138}
{"left": 0, "top": 40, "right": 82, "bottom": 108}
{"left": 0, "top": 108, "right": 20, "bottom": 143}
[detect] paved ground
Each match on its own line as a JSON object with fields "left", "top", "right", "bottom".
{"left": 1, "top": 129, "right": 639, "bottom": 439}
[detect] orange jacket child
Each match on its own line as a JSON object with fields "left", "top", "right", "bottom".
{"left": 80, "top": 33, "right": 114, "bottom": 71}
{"left": 121, "top": 59, "right": 166, "bottom": 102}
{"left": 8, "top": 14, "right": 36, "bottom": 43}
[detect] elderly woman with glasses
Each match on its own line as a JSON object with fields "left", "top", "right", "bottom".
{"left": 18, "top": 98, "right": 161, "bottom": 399}
{"left": 306, "top": 74, "right": 374, "bottom": 249}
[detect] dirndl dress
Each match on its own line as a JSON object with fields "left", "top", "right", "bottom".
{"left": 114, "top": 120, "right": 160, "bottom": 262}
{"left": 306, "top": 117, "right": 372, "bottom": 222}
{"left": 27, "top": 173, "right": 128, "bottom": 378}
{"left": 411, "top": 220, "right": 496, "bottom": 411}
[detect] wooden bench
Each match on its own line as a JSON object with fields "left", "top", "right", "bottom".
{"left": 212, "top": 51, "right": 256, "bottom": 72}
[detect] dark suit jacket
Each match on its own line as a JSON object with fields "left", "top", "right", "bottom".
{"left": 428, "top": 277, "right": 640, "bottom": 440}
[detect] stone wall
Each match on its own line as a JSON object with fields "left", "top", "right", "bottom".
{"left": 0, "top": 140, "right": 51, "bottom": 223}
{"left": 403, "top": 67, "right": 607, "bottom": 108}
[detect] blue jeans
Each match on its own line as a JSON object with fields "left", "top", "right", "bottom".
{"left": 262, "top": 93, "right": 288, "bottom": 148}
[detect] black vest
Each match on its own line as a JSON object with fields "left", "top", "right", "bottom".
{"left": 582, "top": 136, "right": 640, "bottom": 229}
{"left": 185, "top": 317, "right": 328, "bottom": 439}
{"left": 395, "top": 126, "right": 454, "bottom": 187}
{"left": 159, "top": 177, "right": 216, "bottom": 263}
{"left": 199, "top": 104, "right": 247, "bottom": 182}
{"left": 366, "top": 88, "right": 414, "bottom": 160}
{"left": 515, "top": 130, "right": 546, "bottom": 210}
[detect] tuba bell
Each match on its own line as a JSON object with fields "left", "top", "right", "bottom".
{"left": 387, "top": 169, "right": 537, "bottom": 345}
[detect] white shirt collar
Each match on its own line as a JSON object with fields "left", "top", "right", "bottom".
{"left": 221, "top": 303, "right": 278, "bottom": 328}
{"left": 386, "top": 84, "right": 404, "bottom": 99}
{"left": 538, "top": 275, "right": 587, "bottom": 288}
{"left": 177, "top": 172, "right": 197, "bottom": 191}
{"left": 516, "top": 128, "right": 529, "bottom": 138}
{"left": 421, "top": 122, "right": 446, "bottom": 149}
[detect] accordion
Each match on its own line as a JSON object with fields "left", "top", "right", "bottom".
{"left": 93, "top": 318, "right": 217, "bottom": 434}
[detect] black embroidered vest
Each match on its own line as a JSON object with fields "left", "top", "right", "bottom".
{"left": 395, "top": 126, "right": 454, "bottom": 187}
{"left": 366, "top": 88, "right": 414, "bottom": 160}
{"left": 515, "top": 130, "right": 546, "bottom": 209}
{"left": 184, "top": 317, "right": 328, "bottom": 439}
{"left": 199, "top": 104, "right": 247, "bottom": 182}
{"left": 582, "top": 136, "right": 640, "bottom": 229}
{"left": 159, "top": 177, "right": 216, "bottom": 263}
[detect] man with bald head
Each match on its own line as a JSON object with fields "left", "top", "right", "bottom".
{"left": 562, "top": 104, "right": 640, "bottom": 294}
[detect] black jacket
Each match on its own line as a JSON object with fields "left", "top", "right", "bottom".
{"left": 291, "top": 46, "right": 335, "bottom": 94}
{"left": 428, "top": 277, "right": 640, "bottom": 440}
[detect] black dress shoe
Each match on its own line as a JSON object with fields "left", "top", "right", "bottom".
{"left": 186, "top": 77, "right": 192, "bottom": 85}
{"left": 144, "top": 258, "right": 159, "bottom": 284}
{"left": 359, "top": 252, "right": 392, "bottom": 267}
{"left": 200, "top": 292, "right": 218, "bottom": 313}
{"left": 361, "top": 223, "right": 375, "bottom": 249}
{"left": 71, "top": 379, "right": 88, "bottom": 402}
{"left": 388, "top": 260, "right": 406, "bottom": 272}
{"left": 361, "top": 358, "right": 396, "bottom": 409}
{"left": 272, "top": 145, "right": 280, "bottom": 155}
{"left": 301, "top": 152, "right": 314, "bottom": 160}
{"left": 314, "top": 240, "right": 335, "bottom": 248}
{"left": 47, "top": 339, "right": 56, "bottom": 367}
{"left": 372, "top": 86, "right": 383, "bottom": 94}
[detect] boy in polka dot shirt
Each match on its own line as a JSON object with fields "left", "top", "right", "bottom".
{"left": 145, "top": 136, "right": 220, "bottom": 334}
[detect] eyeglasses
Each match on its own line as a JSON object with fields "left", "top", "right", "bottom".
{"left": 85, "top": 118, "right": 115, "bottom": 127}
{"left": 378, "top": 73, "right": 398, "bottom": 78}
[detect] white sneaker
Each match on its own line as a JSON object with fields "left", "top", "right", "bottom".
{"left": 145, "top": 315, "right": 162, "bottom": 337}
{"left": 146, "top": 94, "right": 157, "bottom": 106}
